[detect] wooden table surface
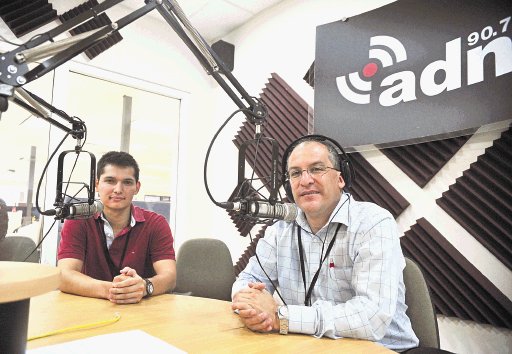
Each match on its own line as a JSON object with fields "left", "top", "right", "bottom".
{"left": 27, "top": 291, "right": 393, "bottom": 353}
{"left": 0, "top": 261, "right": 60, "bottom": 303}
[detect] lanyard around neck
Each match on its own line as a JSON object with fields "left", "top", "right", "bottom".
{"left": 298, "top": 223, "right": 342, "bottom": 306}
{"left": 97, "top": 220, "right": 131, "bottom": 278}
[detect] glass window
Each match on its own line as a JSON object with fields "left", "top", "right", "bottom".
{"left": 1, "top": 63, "right": 184, "bottom": 264}
{"left": 0, "top": 72, "right": 54, "bottom": 248}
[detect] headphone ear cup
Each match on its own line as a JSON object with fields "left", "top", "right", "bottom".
{"left": 340, "top": 159, "right": 352, "bottom": 189}
{"left": 281, "top": 142, "right": 295, "bottom": 203}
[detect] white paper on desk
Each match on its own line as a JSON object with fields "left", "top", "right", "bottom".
{"left": 26, "top": 329, "right": 187, "bottom": 354}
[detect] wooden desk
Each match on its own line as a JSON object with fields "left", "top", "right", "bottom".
{"left": 0, "top": 262, "right": 60, "bottom": 354}
{"left": 27, "top": 291, "right": 392, "bottom": 353}
{"left": 0, "top": 261, "right": 60, "bottom": 303}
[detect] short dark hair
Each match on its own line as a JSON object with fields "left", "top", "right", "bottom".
{"left": 97, "top": 151, "right": 140, "bottom": 182}
{"left": 286, "top": 137, "right": 341, "bottom": 171}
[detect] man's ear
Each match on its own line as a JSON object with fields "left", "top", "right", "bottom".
{"left": 338, "top": 172, "right": 346, "bottom": 190}
{"left": 135, "top": 181, "right": 141, "bottom": 194}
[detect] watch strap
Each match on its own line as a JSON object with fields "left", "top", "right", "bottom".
{"left": 277, "top": 305, "right": 289, "bottom": 335}
{"left": 143, "top": 278, "right": 154, "bottom": 298}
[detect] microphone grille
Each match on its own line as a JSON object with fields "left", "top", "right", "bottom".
{"left": 95, "top": 200, "right": 104, "bottom": 213}
{"left": 282, "top": 203, "right": 298, "bottom": 222}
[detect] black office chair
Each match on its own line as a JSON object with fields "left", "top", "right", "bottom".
{"left": 173, "top": 238, "right": 236, "bottom": 301}
{"left": 0, "top": 236, "right": 40, "bottom": 262}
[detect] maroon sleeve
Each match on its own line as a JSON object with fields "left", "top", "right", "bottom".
{"left": 148, "top": 214, "right": 175, "bottom": 262}
{"left": 57, "top": 219, "right": 87, "bottom": 261}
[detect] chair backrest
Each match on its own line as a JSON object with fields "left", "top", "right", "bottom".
{"left": 174, "top": 238, "right": 236, "bottom": 301}
{"left": 0, "top": 236, "right": 40, "bottom": 262}
{"left": 403, "top": 257, "right": 440, "bottom": 348}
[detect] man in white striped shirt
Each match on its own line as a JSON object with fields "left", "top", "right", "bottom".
{"left": 231, "top": 135, "right": 419, "bottom": 351}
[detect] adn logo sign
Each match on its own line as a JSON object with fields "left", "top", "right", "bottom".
{"left": 336, "top": 16, "right": 512, "bottom": 107}
{"left": 314, "top": 0, "right": 512, "bottom": 147}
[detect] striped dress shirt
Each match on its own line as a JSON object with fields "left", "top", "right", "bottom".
{"left": 233, "top": 193, "right": 419, "bottom": 351}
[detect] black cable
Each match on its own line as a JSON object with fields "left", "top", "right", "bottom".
{"left": 22, "top": 218, "right": 57, "bottom": 262}
{"left": 235, "top": 132, "right": 263, "bottom": 202}
{"left": 248, "top": 226, "right": 287, "bottom": 306}
{"left": 34, "top": 114, "right": 87, "bottom": 216}
{"left": 0, "top": 35, "right": 22, "bottom": 47}
{"left": 245, "top": 181, "right": 352, "bottom": 309}
{"left": 203, "top": 95, "right": 269, "bottom": 208}
{"left": 291, "top": 193, "right": 351, "bottom": 305}
{"left": 35, "top": 131, "right": 71, "bottom": 216}
{"left": 61, "top": 150, "right": 86, "bottom": 205}
{"left": 203, "top": 107, "right": 253, "bottom": 207}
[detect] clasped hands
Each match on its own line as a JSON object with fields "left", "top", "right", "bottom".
{"left": 232, "top": 282, "right": 279, "bottom": 332}
{"left": 108, "top": 266, "right": 146, "bottom": 304}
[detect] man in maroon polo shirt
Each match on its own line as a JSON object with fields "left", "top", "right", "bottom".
{"left": 57, "top": 151, "right": 176, "bottom": 304}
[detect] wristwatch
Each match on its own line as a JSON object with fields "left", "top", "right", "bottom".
{"left": 277, "top": 305, "right": 289, "bottom": 335}
{"left": 143, "top": 278, "right": 154, "bottom": 298}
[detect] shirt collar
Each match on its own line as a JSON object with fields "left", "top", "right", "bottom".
{"left": 329, "top": 192, "right": 351, "bottom": 225}
{"left": 94, "top": 204, "right": 144, "bottom": 225}
{"left": 131, "top": 205, "right": 145, "bottom": 222}
{"left": 296, "top": 192, "right": 351, "bottom": 232}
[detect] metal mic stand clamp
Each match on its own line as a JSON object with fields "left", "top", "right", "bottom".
{"left": 53, "top": 120, "right": 96, "bottom": 219}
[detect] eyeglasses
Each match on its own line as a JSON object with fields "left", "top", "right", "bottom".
{"left": 286, "top": 166, "right": 338, "bottom": 181}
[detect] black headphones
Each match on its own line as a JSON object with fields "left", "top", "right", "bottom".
{"left": 281, "top": 134, "right": 354, "bottom": 202}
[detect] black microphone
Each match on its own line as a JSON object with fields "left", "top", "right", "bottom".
{"left": 221, "top": 200, "right": 298, "bottom": 222}
{"left": 46, "top": 200, "right": 103, "bottom": 220}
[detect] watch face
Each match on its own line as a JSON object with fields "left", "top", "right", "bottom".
{"left": 278, "top": 306, "right": 288, "bottom": 318}
{"left": 146, "top": 279, "right": 154, "bottom": 295}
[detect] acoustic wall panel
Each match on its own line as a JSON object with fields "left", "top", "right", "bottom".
{"left": 401, "top": 218, "right": 512, "bottom": 329}
{"left": 0, "top": 0, "right": 57, "bottom": 37}
{"left": 436, "top": 127, "right": 512, "bottom": 270}
{"left": 234, "top": 226, "right": 267, "bottom": 276}
{"left": 304, "top": 62, "right": 314, "bottom": 87}
{"left": 349, "top": 152, "right": 409, "bottom": 219}
{"left": 380, "top": 136, "right": 472, "bottom": 188}
{"left": 58, "top": 0, "right": 123, "bottom": 60}
{"left": 233, "top": 72, "right": 311, "bottom": 194}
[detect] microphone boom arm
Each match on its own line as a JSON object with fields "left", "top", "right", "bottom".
{"left": 0, "top": 0, "right": 267, "bottom": 124}
{"left": 0, "top": 0, "right": 281, "bottom": 220}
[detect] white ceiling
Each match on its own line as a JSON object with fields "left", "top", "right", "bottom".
{"left": 45, "top": 0, "right": 285, "bottom": 44}
{"left": 132, "top": 0, "right": 286, "bottom": 43}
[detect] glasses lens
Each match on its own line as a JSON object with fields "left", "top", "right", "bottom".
{"left": 288, "top": 166, "right": 331, "bottom": 180}
{"left": 308, "top": 166, "right": 327, "bottom": 175}
{"left": 288, "top": 169, "right": 302, "bottom": 179}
